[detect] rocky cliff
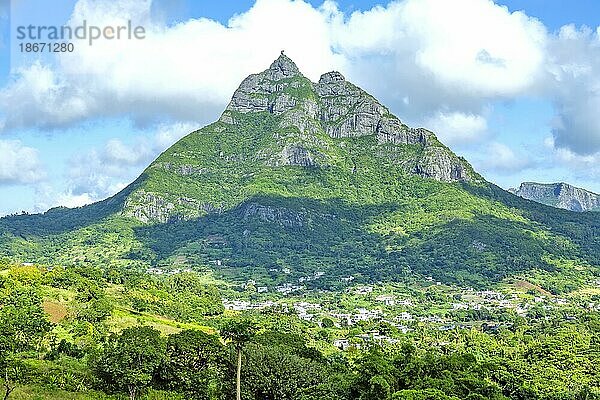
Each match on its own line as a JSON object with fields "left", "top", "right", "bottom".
{"left": 223, "top": 54, "right": 471, "bottom": 180}
{"left": 509, "top": 182, "right": 600, "bottom": 212}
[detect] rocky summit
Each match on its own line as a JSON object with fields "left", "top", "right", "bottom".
{"left": 1, "top": 54, "right": 599, "bottom": 288}
{"left": 221, "top": 54, "right": 470, "bottom": 181}
{"left": 510, "top": 182, "right": 600, "bottom": 212}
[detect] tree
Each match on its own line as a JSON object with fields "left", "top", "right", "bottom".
{"left": 241, "top": 342, "right": 326, "bottom": 400}
{"left": 321, "top": 317, "right": 335, "bottom": 328}
{"left": 351, "top": 348, "right": 397, "bottom": 400}
{"left": 75, "top": 281, "right": 114, "bottom": 323}
{"left": 220, "top": 319, "right": 258, "bottom": 400}
{"left": 0, "top": 279, "right": 52, "bottom": 353}
{"left": 0, "top": 278, "right": 51, "bottom": 400}
{"left": 92, "top": 326, "right": 166, "bottom": 400}
{"left": 299, "top": 373, "right": 353, "bottom": 400}
{"left": 392, "top": 389, "right": 461, "bottom": 400}
{"left": 0, "top": 357, "right": 32, "bottom": 400}
{"left": 7, "top": 266, "right": 41, "bottom": 285}
{"left": 161, "top": 329, "right": 231, "bottom": 399}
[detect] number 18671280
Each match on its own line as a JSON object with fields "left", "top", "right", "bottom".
{"left": 19, "top": 42, "right": 74, "bottom": 52}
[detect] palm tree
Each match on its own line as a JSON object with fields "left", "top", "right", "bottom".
{"left": 220, "top": 319, "right": 258, "bottom": 400}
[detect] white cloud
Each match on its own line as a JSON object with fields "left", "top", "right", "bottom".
{"left": 332, "top": 0, "right": 546, "bottom": 95}
{"left": 98, "top": 121, "right": 196, "bottom": 169}
{"left": 63, "top": 121, "right": 196, "bottom": 202}
{"left": 0, "top": 0, "right": 548, "bottom": 133}
{"left": 475, "top": 142, "right": 533, "bottom": 175}
{"left": 34, "top": 185, "right": 96, "bottom": 211}
{"left": 543, "top": 135, "right": 600, "bottom": 181}
{"left": 424, "top": 111, "right": 488, "bottom": 146}
{"left": 27, "top": 121, "right": 196, "bottom": 213}
{"left": 0, "top": 0, "right": 341, "bottom": 130}
{"left": 327, "top": 0, "right": 547, "bottom": 125}
{"left": 0, "top": 63, "right": 92, "bottom": 129}
{"left": 56, "top": 192, "right": 96, "bottom": 208}
{"left": 153, "top": 122, "right": 199, "bottom": 150}
{"left": 103, "top": 138, "right": 152, "bottom": 167}
{"left": 542, "top": 25, "right": 600, "bottom": 156}
{"left": 34, "top": 181, "right": 127, "bottom": 212}
{"left": 0, "top": 140, "right": 46, "bottom": 184}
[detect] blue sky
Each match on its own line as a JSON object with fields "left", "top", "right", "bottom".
{"left": 1, "top": 0, "right": 600, "bottom": 216}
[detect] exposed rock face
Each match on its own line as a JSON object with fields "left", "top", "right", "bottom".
{"left": 222, "top": 56, "right": 471, "bottom": 183}
{"left": 318, "top": 71, "right": 345, "bottom": 84}
{"left": 123, "top": 191, "right": 175, "bottom": 223}
{"left": 313, "top": 71, "right": 468, "bottom": 182}
{"left": 278, "top": 109, "right": 322, "bottom": 136}
{"left": 315, "top": 72, "right": 387, "bottom": 138}
{"left": 265, "top": 53, "right": 301, "bottom": 80}
{"left": 162, "top": 163, "right": 207, "bottom": 176}
{"left": 239, "top": 202, "right": 305, "bottom": 228}
{"left": 314, "top": 71, "right": 433, "bottom": 147}
{"left": 124, "top": 191, "right": 222, "bottom": 223}
{"left": 222, "top": 54, "right": 312, "bottom": 118}
{"left": 414, "top": 147, "right": 469, "bottom": 182}
{"left": 509, "top": 182, "right": 600, "bottom": 212}
{"left": 278, "top": 145, "right": 317, "bottom": 167}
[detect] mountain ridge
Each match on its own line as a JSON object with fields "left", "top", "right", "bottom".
{"left": 509, "top": 181, "right": 600, "bottom": 212}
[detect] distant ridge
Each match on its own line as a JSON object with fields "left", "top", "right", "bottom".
{"left": 509, "top": 182, "right": 600, "bottom": 212}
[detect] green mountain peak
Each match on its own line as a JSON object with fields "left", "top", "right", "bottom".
{"left": 121, "top": 54, "right": 478, "bottom": 223}
{"left": 1, "top": 54, "right": 599, "bottom": 289}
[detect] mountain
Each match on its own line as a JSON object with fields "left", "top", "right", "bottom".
{"left": 1, "top": 54, "right": 599, "bottom": 289}
{"left": 509, "top": 182, "right": 600, "bottom": 212}
{"left": 122, "top": 54, "right": 477, "bottom": 224}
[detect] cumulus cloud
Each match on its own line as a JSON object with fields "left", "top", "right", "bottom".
{"left": 0, "top": 140, "right": 46, "bottom": 184}
{"left": 26, "top": 121, "right": 196, "bottom": 213}
{"left": 327, "top": 0, "right": 547, "bottom": 126}
{"left": 0, "top": 0, "right": 340, "bottom": 130}
{"left": 331, "top": 0, "right": 545, "bottom": 93}
{"left": 544, "top": 25, "right": 600, "bottom": 155}
{"left": 474, "top": 142, "right": 534, "bottom": 175}
{"left": 34, "top": 184, "right": 97, "bottom": 211}
{"left": 0, "top": 63, "right": 92, "bottom": 129}
{"left": 0, "top": 0, "right": 548, "bottom": 135}
{"left": 542, "top": 135, "right": 600, "bottom": 182}
{"left": 424, "top": 111, "right": 488, "bottom": 146}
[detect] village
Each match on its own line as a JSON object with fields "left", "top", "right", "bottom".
{"left": 221, "top": 273, "right": 597, "bottom": 351}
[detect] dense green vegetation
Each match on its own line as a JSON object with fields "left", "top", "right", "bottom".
{"left": 0, "top": 264, "right": 599, "bottom": 400}
{"left": 1, "top": 162, "right": 598, "bottom": 290}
